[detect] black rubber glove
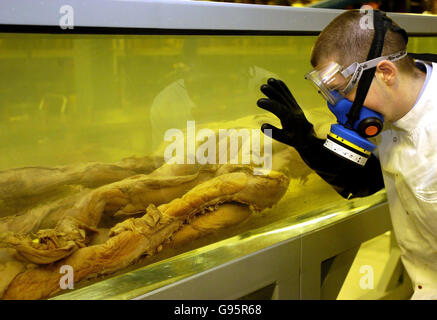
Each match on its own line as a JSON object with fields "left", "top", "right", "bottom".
{"left": 257, "top": 78, "right": 385, "bottom": 199}
{"left": 257, "top": 78, "right": 317, "bottom": 149}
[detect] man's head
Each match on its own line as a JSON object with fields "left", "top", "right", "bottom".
{"left": 310, "top": 10, "right": 425, "bottom": 122}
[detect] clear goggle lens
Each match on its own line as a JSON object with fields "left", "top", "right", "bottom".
{"left": 305, "top": 62, "right": 348, "bottom": 105}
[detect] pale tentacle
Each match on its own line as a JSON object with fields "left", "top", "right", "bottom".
{"left": 0, "top": 165, "right": 217, "bottom": 264}
{"left": 3, "top": 168, "right": 288, "bottom": 300}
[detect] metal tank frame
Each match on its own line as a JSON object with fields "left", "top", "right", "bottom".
{"left": 0, "top": 0, "right": 436, "bottom": 35}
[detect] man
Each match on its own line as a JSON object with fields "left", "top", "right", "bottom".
{"left": 257, "top": 9, "right": 437, "bottom": 299}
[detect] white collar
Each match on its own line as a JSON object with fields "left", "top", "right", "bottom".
{"left": 392, "top": 61, "right": 434, "bottom": 131}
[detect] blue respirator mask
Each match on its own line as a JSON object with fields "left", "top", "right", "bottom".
{"left": 304, "top": 10, "right": 409, "bottom": 166}
{"left": 325, "top": 92, "right": 384, "bottom": 166}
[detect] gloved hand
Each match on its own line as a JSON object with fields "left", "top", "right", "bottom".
{"left": 256, "top": 78, "right": 385, "bottom": 200}
{"left": 257, "top": 78, "right": 316, "bottom": 149}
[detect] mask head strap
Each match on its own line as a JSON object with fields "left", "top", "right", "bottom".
{"left": 345, "top": 9, "right": 389, "bottom": 129}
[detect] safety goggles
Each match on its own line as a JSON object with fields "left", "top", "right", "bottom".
{"left": 305, "top": 50, "right": 407, "bottom": 105}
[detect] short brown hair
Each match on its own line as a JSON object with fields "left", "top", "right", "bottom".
{"left": 310, "top": 10, "right": 416, "bottom": 73}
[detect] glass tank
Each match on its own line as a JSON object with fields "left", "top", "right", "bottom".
{"left": 0, "top": 30, "right": 435, "bottom": 300}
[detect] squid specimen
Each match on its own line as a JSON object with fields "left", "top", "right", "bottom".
{"left": 0, "top": 112, "right": 328, "bottom": 299}
{"left": 0, "top": 164, "right": 219, "bottom": 264}
{"left": 1, "top": 165, "right": 289, "bottom": 300}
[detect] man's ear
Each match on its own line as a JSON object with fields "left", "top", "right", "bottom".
{"left": 376, "top": 60, "right": 397, "bottom": 86}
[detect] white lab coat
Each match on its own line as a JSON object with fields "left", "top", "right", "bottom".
{"left": 375, "top": 61, "right": 437, "bottom": 299}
